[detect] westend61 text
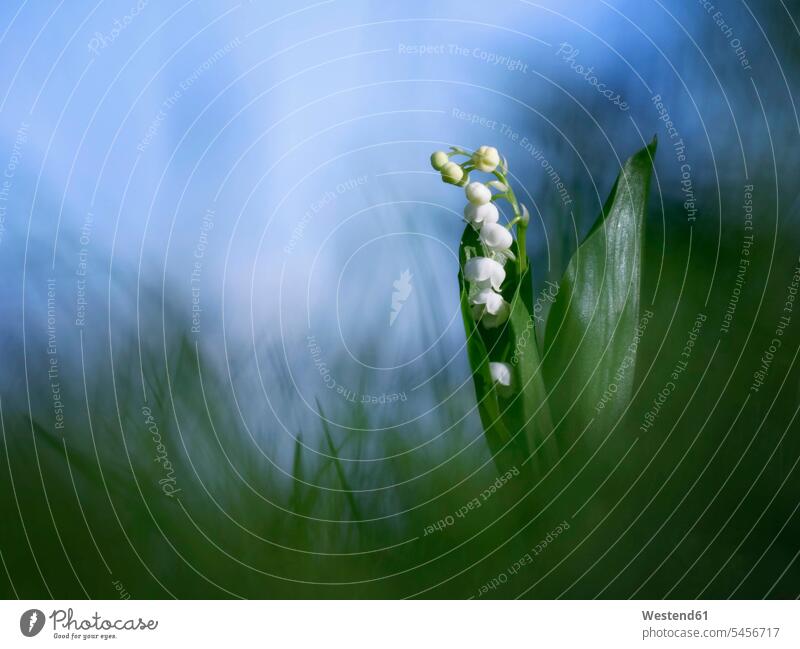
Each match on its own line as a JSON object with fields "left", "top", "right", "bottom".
{"left": 642, "top": 610, "right": 708, "bottom": 621}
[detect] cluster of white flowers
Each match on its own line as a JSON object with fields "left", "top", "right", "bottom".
{"left": 431, "top": 144, "right": 533, "bottom": 392}
{"left": 464, "top": 256, "right": 510, "bottom": 328}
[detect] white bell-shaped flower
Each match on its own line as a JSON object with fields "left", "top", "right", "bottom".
{"left": 465, "top": 181, "right": 491, "bottom": 205}
{"left": 470, "top": 288, "right": 511, "bottom": 328}
{"left": 464, "top": 202, "right": 499, "bottom": 230}
{"left": 463, "top": 257, "right": 505, "bottom": 291}
{"left": 489, "top": 362, "right": 513, "bottom": 391}
{"left": 470, "top": 287, "right": 504, "bottom": 312}
{"left": 479, "top": 222, "right": 513, "bottom": 252}
{"left": 472, "top": 145, "right": 501, "bottom": 173}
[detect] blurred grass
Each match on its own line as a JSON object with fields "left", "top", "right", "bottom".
{"left": 2, "top": 195, "right": 800, "bottom": 599}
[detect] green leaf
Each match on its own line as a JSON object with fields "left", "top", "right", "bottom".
{"left": 501, "top": 268, "right": 555, "bottom": 468}
{"left": 543, "top": 138, "right": 657, "bottom": 433}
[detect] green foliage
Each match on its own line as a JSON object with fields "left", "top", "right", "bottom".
{"left": 544, "top": 138, "right": 657, "bottom": 433}
{"left": 3, "top": 139, "right": 800, "bottom": 600}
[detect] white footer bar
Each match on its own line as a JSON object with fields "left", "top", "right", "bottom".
{"left": 1, "top": 600, "right": 797, "bottom": 647}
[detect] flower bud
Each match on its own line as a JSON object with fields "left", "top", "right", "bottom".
{"left": 489, "top": 362, "right": 513, "bottom": 390}
{"left": 480, "top": 222, "right": 513, "bottom": 252}
{"left": 441, "top": 161, "right": 464, "bottom": 184}
{"left": 472, "top": 145, "right": 500, "bottom": 173}
{"left": 487, "top": 180, "right": 507, "bottom": 192}
{"left": 464, "top": 257, "right": 505, "bottom": 291}
{"left": 465, "top": 182, "right": 492, "bottom": 205}
{"left": 464, "top": 202, "right": 499, "bottom": 230}
{"left": 430, "top": 151, "right": 449, "bottom": 170}
{"left": 520, "top": 203, "right": 530, "bottom": 226}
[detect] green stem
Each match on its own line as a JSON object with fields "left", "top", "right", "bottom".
{"left": 517, "top": 221, "right": 528, "bottom": 275}
{"left": 493, "top": 170, "right": 526, "bottom": 275}
{"left": 450, "top": 146, "right": 472, "bottom": 156}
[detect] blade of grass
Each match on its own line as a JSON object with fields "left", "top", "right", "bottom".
{"left": 316, "top": 399, "right": 362, "bottom": 522}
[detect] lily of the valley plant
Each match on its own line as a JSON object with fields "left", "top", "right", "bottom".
{"left": 430, "top": 143, "right": 541, "bottom": 465}
{"left": 430, "top": 139, "right": 656, "bottom": 471}
{"left": 432, "top": 145, "right": 526, "bottom": 367}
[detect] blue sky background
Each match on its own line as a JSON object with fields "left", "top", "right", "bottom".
{"left": 0, "top": 0, "right": 798, "bottom": 434}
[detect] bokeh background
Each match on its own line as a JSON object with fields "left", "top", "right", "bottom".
{"left": 1, "top": 0, "right": 799, "bottom": 598}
